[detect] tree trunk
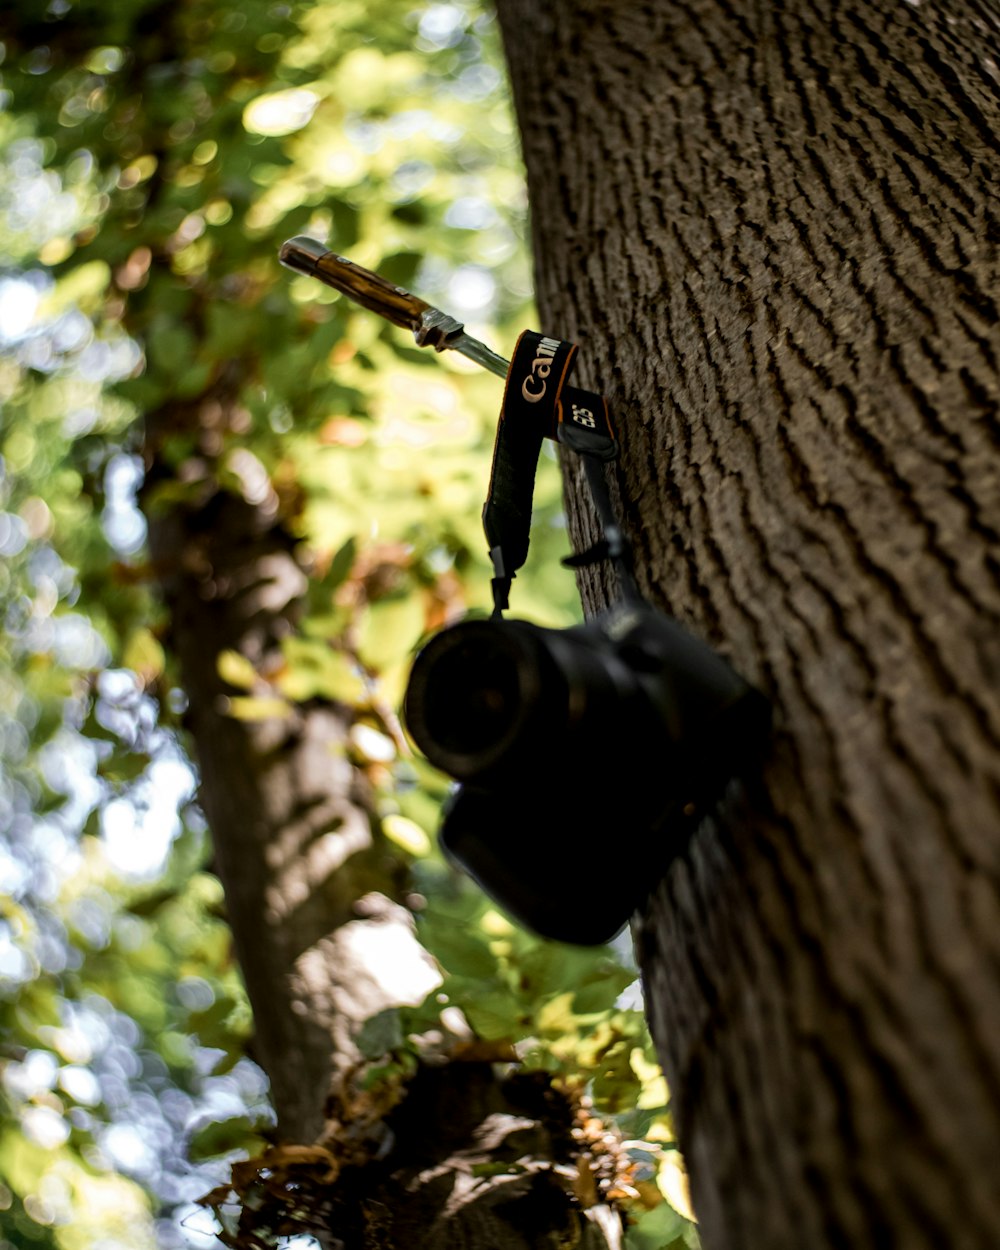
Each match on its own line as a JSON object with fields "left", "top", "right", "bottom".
{"left": 143, "top": 457, "right": 420, "bottom": 1144}
{"left": 496, "top": 2, "right": 1000, "bottom": 1247}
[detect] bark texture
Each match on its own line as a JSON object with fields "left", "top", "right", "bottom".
{"left": 496, "top": 2, "right": 1000, "bottom": 1247}
{"left": 143, "top": 466, "right": 422, "bottom": 1144}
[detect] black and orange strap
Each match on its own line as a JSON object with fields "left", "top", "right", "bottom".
{"left": 482, "top": 331, "right": 626, "bottom": 615}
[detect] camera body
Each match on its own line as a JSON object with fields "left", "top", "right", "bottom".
{"left": 404, "top": 602, "right": 768, "bottom": 945}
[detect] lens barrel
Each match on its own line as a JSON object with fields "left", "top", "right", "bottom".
{"left": 404, "top": 616, "right": 644, "bottom": 782}
{"left": 404, "top": 619, "right": 556, "bottom": 781}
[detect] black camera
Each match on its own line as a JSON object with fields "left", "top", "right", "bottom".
{"left": 403, "top": 603, "right": 769, "bottom": 945}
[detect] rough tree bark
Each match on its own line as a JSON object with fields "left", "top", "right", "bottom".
{"left": 142, "top": 390, "right": 622, "bottom": 1247}
{"left": 496, "top": 1, "right": 1000, "bottom": 1248}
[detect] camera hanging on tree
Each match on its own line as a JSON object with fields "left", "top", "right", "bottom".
{"left": 280, "top": 237, "right": 770, "bottom": 946}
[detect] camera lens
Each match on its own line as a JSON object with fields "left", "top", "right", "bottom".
{"left": 420, "top": 633, "right": 521, "bottom": 755}
{"left": 404, "top": 620, "right": 553, "bottom": 780}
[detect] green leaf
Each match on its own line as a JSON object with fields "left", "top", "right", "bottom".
{"left": 277, "top": 638, "right": 367, "bottom": 702}
{"left": 356, "top": 1007, "right": 404, "bottom": 1059}
{"left": 98, "top": 750, "right": 152, "bottom": 782}
{"left": 571, "top": 966, "right": 636, "bottom": 1014}
{"left": 357, "top": 595, "right": 425, "bottom": 671}
{"left": 217, "top": 649, "right": 259, "bottom": 689}
{"left": 423, "top": 925, "right": 499, "bottom": 982}
{"left": 187, "top": 1116, "right": 267, "bottom": 1163}
{"left": 382, "top": 813, "right": 431, "bottom": 856}
{"left": 37, "top": 260, "right": 111, "bottom": 318}
{"left": 226, "top": 696, "right": 294, "bottom": 721}
{"left": 461, "top": 992, "right": 522, "bottom": 1042}
{"left": 126, "top": 887, "right": 181, "bottom": 918}
{"left": 376, "top": 251, "right": 421, "bottom": 287}
{"left": 122, "top": 627, "right": 165, "bottom": 683}
{"left": 329, "top": 199, "right": 360, "bottom": 250}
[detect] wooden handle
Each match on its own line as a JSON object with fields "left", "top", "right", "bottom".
{"left": 279, "top": 236, "right": 430, "bottom": 333}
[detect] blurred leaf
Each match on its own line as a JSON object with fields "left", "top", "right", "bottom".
{"left": 188, "top": 1116, "right": 267, "bottom": 1163}
{"left": 98, "top": 750, "right": 152, "bottom": 782}
{"left": 461, "top": 992, "right": 522, "bottom": 1042}
{"left": 218, "top": 649, "right": 259, "bottom": 689}
{"left": 382, "top": 813, "right": 431, "bottom": 856}
{"left": 377, "top": 251, "right": 422, "bottom": 288}
{"left": 126, "top": 887, "right": 181, "bottom": 917}
{"left": 357, "top": 594, "right": 426, "bottom": 671}
{"left": 276, "top": 639, "right": 366, "bottom": 702}
{"left": 357, "top": 1007, "right": 404, "bottom": 1059}
{"left": 122, "top": 626, "right": 165, "bottom": 684}
{"left": 227, "top": 696, "right": 294, "bottom": 720}
{"left": 423, "top": 923, "right": 499, "bottom": 982}
{"left": 38, "top": 260, "right": 111, "bottom": 318}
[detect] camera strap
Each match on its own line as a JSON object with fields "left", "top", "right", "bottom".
{"left": 483, "top": 330, "right": 638, "bottom": 614}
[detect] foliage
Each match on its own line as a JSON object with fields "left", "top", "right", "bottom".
{"left": 0, "top": 0, "right": 696, "bottom": 1246}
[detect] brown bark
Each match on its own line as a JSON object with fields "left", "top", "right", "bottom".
{"left": 496, "top": 1, "right": 1000, "bottom": 1247}
{"left": 143, "top": 467, "right": 416, "bottom": 1144}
